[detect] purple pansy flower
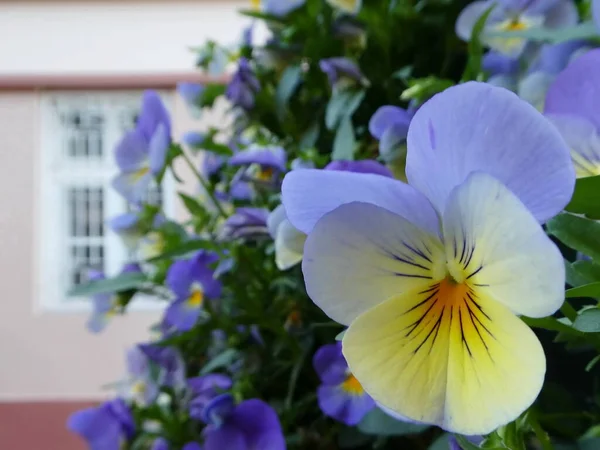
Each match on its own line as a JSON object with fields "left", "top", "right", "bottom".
{"left": 282, "top": 82, "right": 573, "bottom": 433}
{"left": 68, "top": 398, "right": 135, "bottom": 450}
{"left": 545, "top": 49, "right": 600, "bottom": 178}
{"left": 319, "top": 57, "right": 367, "bottom": 89}
{"left": 221, "top": 207, "right": 270, "bottom": 240}
{"left": 201, "top": 394, "right": 286, "bottom": 450}
{"left": 139, "top": 344, "right": 186, "bottom": 389}
{"left": 226, "top": 58, "right": 260, "bottom": 110}
{"left": 112, "top": 91, "right": 171, "bottom": 204}
{"left": 183, "top": 443, "right": 203, "bottom": 450}
{"left": 123, "top": 345, "right": 159, "bottom": 406}
{"left": 164, "top": 251, "right": 222, "bottom": 332}
{"left": 229, "top": 146, "right": 287, "bottom": 183}
{"left": 109, "top": 212, "right": 142, "bottom": 249}
{"left": 325, "top": 160, "right": 393, "bottom": 178}
{"left": 313, "top": 342, "right": 375, "bottom": 425}
{"left": 188, "top": 374, "right": 234, "bottom": 420}
{"left": 456, "top": 0, "right": 578, "bottom": 57}
{"left": 86, "top": 263, "right": 142, "bottom": 333}
{"left": 262, "top": 0, "right": 306, "bottom": 16}
{"left": 369, "top": 105, "right": 414, "bottom": 161}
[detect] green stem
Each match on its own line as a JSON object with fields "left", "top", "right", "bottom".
{"left": 179, "top": 150, "right": 228, "bottom": 219}
{"left": 560, "top": 300, "right": 578, "bottom": 322}
{"left": 527, "top": 412, "right": 553, "bottom": 450}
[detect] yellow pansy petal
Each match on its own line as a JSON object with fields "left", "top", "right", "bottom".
{"left": 343, "top": 282, "right": 546, "bottom": 435}
{"left": 442, "top": 173, "right": 564, "bottom": 318}
{"left": 303, "top": 202, "right": 445, "bottom": 325}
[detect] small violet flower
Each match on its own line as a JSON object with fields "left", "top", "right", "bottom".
{"left": 112, "top": 91, "right": 171, "bottom": 204}
{"left": 226, "top": 58, "right": 260, "bottom": 110}
{"left": 456, "top": 0, "right": 578, "bottom": 57}
{"left": 369, "top": 105, "right": 413, "bottom": 162}
{"left": 201, "top": 394, "right": 286, "bottom": 450}
{"left": 67, "top": 398, "right": 135, "bottom": 449}
{"left": 319, "top": 57, "right": 368, "bottom": 90}
{"left": 165, "top": 251, "right": 222, "bottom": 332}
{"left": 123, "top": 345, "right": 159, "bottom": 407}
{"left": 282, "top": 82, "right": 574, "bottom": 434}
{"left": 109, "top": 212, "right": 142, "bottom": 250}
{"left": 545, "top": 49, "right": 600, "bottom": 178}
{"left": 151, "top": 437, "right": 170, "bottom": 450}
{"left": 313, "top": 342, "right": 375, "bottom": 425}
{"left": 229, "top": 146, "right": 287, "bottom": 184}
{"left": 188, "top": 373, "right": 234, "bottom": 420}
{"left": 139, "top": 344, "right": 187, "bottom": 389}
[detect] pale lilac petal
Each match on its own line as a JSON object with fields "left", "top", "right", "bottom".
{"left": 482, "top": 52, "right": 519, "bottom": 75}
{"left": 230, "top": 400, "right": 286, "bottom": 450}
{"left": 263, "top": 0, "right": 306, "bottom": 16}
{"left": 112, "top": 171, "right": 153, "bottom": 204}
{"left": 379, "top": 125, "right": 408, "bottom": 159}
{"left": 406, "top": 82, "right": 574, "bottom": 223}
{"left": 115, "top": 130, "right": 148, "bottom": 171}
{"left": 313, "top": 343, "right": 347, "bottom": 385}
{"left": 229, "top": 147, "right": 287, "bottom": 172}
{"left": 138, "top": 91, "right": 172, "bottom": 142}
{"left": 149, "top": 124, "right": 170, "bottom": 175}
{"left": 109, "top": 212, "right": 139, "bottom": 233}
{"left": 545, "top": 49, "right": 600, "bottom": 130}
{"left": 369, "top": 106, "right": 411, "bottom": 139}
{"left": 188, "top": 374, "right": 233, "bottom": 397}
{"left": 68, "top": 406, "right": 122, "bottom": 449}
{"left": 543, "top": 0, "right": 578, "bottom": 29}
{"left": 126, "top": 346, "right": 149, "bottom": 378}
{"left": 281, "top": 169, "right": 439, "bottom": 235}
{"left": 325, "top": 160, "right": 393, "bottom": 178}
{"left": 529, "top": 40, "right": 586, "bottom": 75}
{"left": 86, "top": 310, "right": 112, "bottom": 334}
{"left": 317, "top": 385, "right": 375, "bottom": 425}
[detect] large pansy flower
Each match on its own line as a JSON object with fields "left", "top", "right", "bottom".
{"left": 282, "top": 82, "right": 574, "bottom": 434}
{"left": 544, "top": 49, "right": 600, "bottom": 178}
{"left": 456, "top": 0, "right": 578, "bottom": 57}
{"left": 112, "top": 91, "right": 171, "bottom": 204}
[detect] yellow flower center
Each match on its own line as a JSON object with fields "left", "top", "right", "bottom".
{"left": 133, "top": 165, "right": 151, "bottom": 181}
{"left": 506, "top": 20, "right": 527, "bottom": 31}
{"left": 256, "top": 166, "right": 275, "bottom": 182}
{"left": 250, "top": 0, "right": 260, "bottom": 9}
{"left": 341, "top": 374, "right": 365, "bottom": 395}
{"left": 188, "top": 289, "right": 204, "bottom": 307}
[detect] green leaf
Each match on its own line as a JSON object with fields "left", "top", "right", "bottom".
{"left": 299, "top": 122, "right": 320, "bottom": 149}
{"left": 586, "top": 354, "right": 600, "bottom": 372}
{"left": 238, "top": 9, "right": 286, "bottom": 22}
{"left": 332, "top": 117, "right": 356, "bottom": 161}
{"left": 325, "top": 90, "right": 365, "bottom": 130}
{"left": 275, "top": 65, "right": 302, "bottom": 121}
{"left": 573, "top": 308, "right": 600, "bottom": 333}
{"left": 68, "top": 272, "right": 147, "bottom": 297}
{"left": 147, "top": 239, "right": 219, "bottom": 262}
{"left": 429, "top": 435, "right": 450, "bottom": 450}
{"left": 200, "top": 348, "right": 240, "bottom": 375}
{"left": 566, "top": 282, "right": 600, "bottom": 299}
{"left": 566, "top": 175, "right": 600, "bottom": 219}
{"left": 462, "top": 4, "right": 496, "bottom": 81}
{"left": 198, "top": 140, "right": 233, "bottom": 156}
{"left": 571, "top": 260, "right": 600, "bottom": 285}
{"left": 200, "top": 84, "right": 226, "bottom": 108}
{"left": 580, "top": 438, "right": 600, "bottom": 450}
{"left": 338, "top": 427, "right": 371, "bottom": 448}
{"left": 521, "top": 316, "right": 581, "bottom": 335}
{"left": 178, "top": 193, "right": 208, "bottom": 217}
{"left": 358, "top": 407, "right": 429, "bottom": 436}
{"left": 488, "top": 22, "right": 598, "bottom": 44}
{"left": 547, "top": 214, "right": 600, "bottom": 262}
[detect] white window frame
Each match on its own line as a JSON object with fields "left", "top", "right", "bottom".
{"left": 37, "top": 90, "right": 175, "bottom": 313}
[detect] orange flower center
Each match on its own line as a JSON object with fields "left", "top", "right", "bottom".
{"left": 341, "top": 374, "right": 365, "bottom": 395}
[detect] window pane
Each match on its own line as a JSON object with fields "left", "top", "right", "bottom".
{"left": 60, "top": 109, "right": 104, "bottom": 160}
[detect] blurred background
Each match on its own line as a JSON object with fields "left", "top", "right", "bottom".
{"left": 0, "top": 1, "right": 249, "bottom": 447}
